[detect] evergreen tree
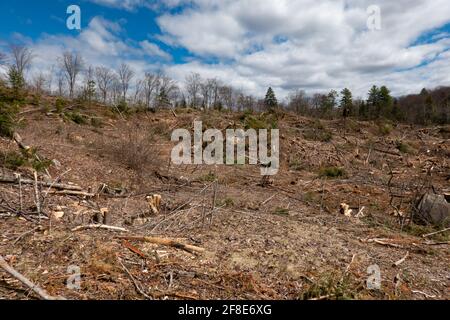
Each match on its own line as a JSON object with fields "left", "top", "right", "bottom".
{"left": 264, "top": 87, "right": 278, "bottom": 112}
{"left": 358, "top": 100, "right": 368, "bottom": 120}
{"left": 367, "top": 85, "right": 380, "bottom": 119}
{"left": 378, "top": 86, "right": 393, "bottom": 118}
{"left": 321, "top": 90, "right": 337, "bottom": 117}
{"left": 7, "top": 65, "right": 25, "bottom": 96}
{"left": 340, "top": 88, "right": 353, "bottom": 118}
{"left": 424, "top": 93, "right": 435, "bottom": 124}
{"left": 392, "top": 98, "right": 403, "bottom": 121}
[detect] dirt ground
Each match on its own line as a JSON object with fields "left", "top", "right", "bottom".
{"left": 0, "top": 102, "right": 449, "bottom": 300}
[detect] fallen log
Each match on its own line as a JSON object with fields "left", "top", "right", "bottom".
{"left": 0, "top": 175, "right": 82, "bottom": 191}
{"left": 116, "top": 236, "right": 205, "bottom": 254}
{"left": 0, "top": 255, "right": 65, "bottom": 300}
{"left": 71, "top": 224, "right": 129, "bottom": 232}
{"left": 47, "top": 190, "right": 96, "bottom": 197}
{"left": 374, "top": 148, "right": 402, "bottom": 157}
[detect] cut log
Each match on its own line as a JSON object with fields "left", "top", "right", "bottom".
{"left": 116, "top": 236, "right": 205, "bottom": 254}
{"left": 71, "top": 224, "right": 128, "bottom": 232}
{"left": 0, "top": 175, "right": 82, "bottom": 191}
{"left": 0, "top": 255, "right": 65, "bottom": 300}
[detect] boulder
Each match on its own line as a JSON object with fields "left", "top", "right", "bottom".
{"left": 416, "top": 193, "right": 450, "bottom": 226}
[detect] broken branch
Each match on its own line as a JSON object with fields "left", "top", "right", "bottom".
{"left": 422, "top": 227, "right": 450, "bottom": 238}
{"left": 392, "top": 252, "right": 409, "bottom": 267}
{"left": 116, "top": 236, "right": 205, "bottom": 254}
{"left": 0, "top": 255, "right": 64, "bottom": 300}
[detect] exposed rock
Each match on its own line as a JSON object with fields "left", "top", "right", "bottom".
{"left": 416, "top": 193, "right": 450, "bottom": 226}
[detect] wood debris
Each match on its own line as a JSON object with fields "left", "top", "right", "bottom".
{"left": 340, "top": 203, "right": 353, "bottom": 217}
{"left": 146, "top": 194, "right": 162, "bottom": 215}
{"left": 0, "top": 255, "right": 65, "bottom": 300}
{"left": 116, "top": 235, "right": 205, "bottom": 254}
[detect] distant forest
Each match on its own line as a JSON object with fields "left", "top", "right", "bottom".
{"left": 1, "top": 45, "right": 449, "bottom": 126}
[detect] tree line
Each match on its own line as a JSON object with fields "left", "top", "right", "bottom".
{"left": 0, "top": 45, "right": 448, "bottom": 124}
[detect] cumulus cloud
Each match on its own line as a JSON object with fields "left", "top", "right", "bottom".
{"left": 10, "top": 1, "right": 450, "bottom": 98}
{"left": 19, "top": 16, "right": 167, "bottom": 90}
{"left": 155, "top": 0, "right": 450, "bottom": 97}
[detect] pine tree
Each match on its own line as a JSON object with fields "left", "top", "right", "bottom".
{"left": 424, "top": 93, "right": 435, "bottom": 124}
{"left": 340, "top": 88, "right": 353, "bottom": 118}
{"left": 367, "top": 85, "right": 380, "bottom": 119}
{"left": 378, "top": 86, "right": 393, "bottom": 118}
{"left": 7, "top": 65, "right": 25, "bottom": 96}
{"left": 264, "top": 87, "right": 278, "bottom": 112}
{"left": 392, "top": 98, "right": 403, "bottom": 121}
{"left": 358, "top": 100, "right": 368, "bottom": 120}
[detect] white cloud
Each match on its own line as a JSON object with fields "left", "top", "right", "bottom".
{"left": 155, "top": 0, "right": 450, "bottom": 97}
{"left": 10, "top": 1, "right": 450, "bottom": 99}
{"left": 140, "top": 40, "right": 172, "bottom": 60}
{"left": 88, "top": 0, "right": 146, "bottom": 11}
{"left": 22, "top": 16, "right": 166, "bottom": 90}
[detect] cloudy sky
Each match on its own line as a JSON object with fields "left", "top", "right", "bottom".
{"left": 0, "top": 0, "right": 449, "bottom": 99}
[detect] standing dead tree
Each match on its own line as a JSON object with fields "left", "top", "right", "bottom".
{"left": 60, "top": 51, "right": 84, "bottom": 98}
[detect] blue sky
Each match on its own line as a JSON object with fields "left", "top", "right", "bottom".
{"left": 1, "top": 0, "right": 450, "bottom": 98}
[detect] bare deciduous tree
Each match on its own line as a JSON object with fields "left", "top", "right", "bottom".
{"left": 95, "top": 66, "right": 114, "bottom": 104}
{"left": 117, "top": 63, "right": 135, "bottom": 100}
{"left": 143, "top": 72, "right": 160, "bottom": 110}
{"left": 219, "top": 85, "right": 234, "bottom": 110}
{"left": 61, "top": 52, "right": 84, "bottom": 98}
{"left": 111, "top": 74, "right": 122, "bottom": 105}
{"left": 159, "top": 76, "right": 177, "bottom": 97}
{"left": 32, "top": 72, "right": 47, "bottom": 95}
{"left": 157, "top": 76, "right": 178, "bottom": 110}
{"left": 185, "top": 72, "right": 201, "bottom": 108}
{"left": 10, "top": 44, "right": 33, "bottom": 78}
{"left": 133, "top": 78, "right": 144, "bottom": 106}
{"left": 56, "top": 70, "right": 65, "bottom": 97}
{"left": 201, "top": 78, "right": 219, "bottom": 109}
